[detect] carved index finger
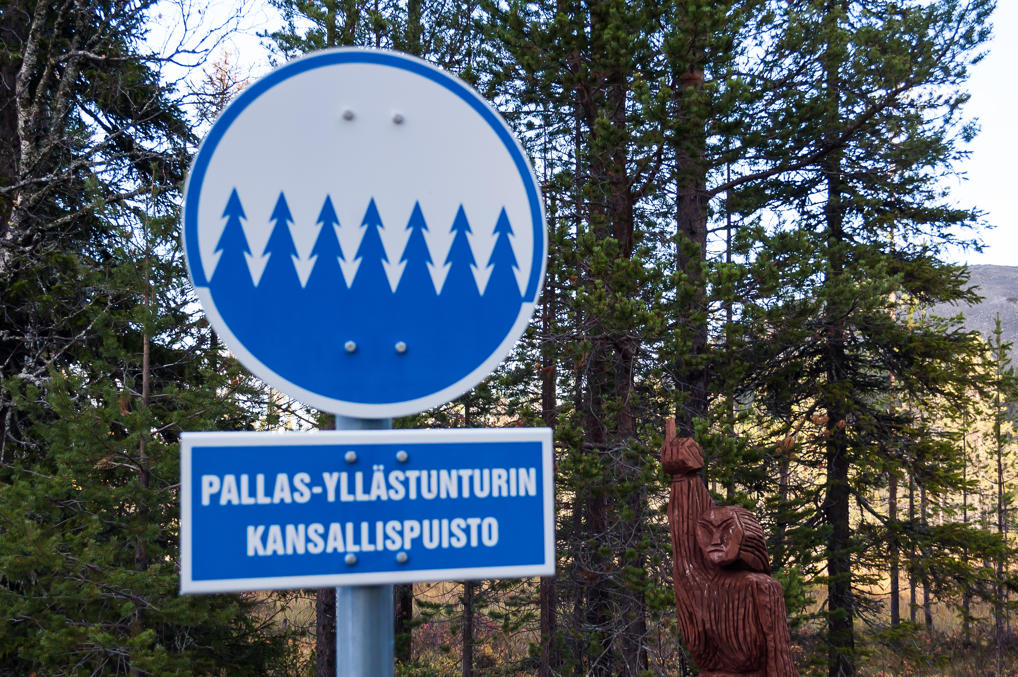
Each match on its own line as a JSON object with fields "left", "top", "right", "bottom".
{"left": 661, "top": 425, "right": 704, "bottom": 476}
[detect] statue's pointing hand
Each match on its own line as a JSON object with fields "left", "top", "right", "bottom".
{"left": 660, "top": 418, "right": 704, "bottom": 477}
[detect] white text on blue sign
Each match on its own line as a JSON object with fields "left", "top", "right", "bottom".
{"left": 180, "top": 429, "right": 554, "bottom": 592}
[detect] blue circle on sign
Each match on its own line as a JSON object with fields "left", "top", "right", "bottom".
{"left": 182, "top": 49, "right": 546, "bottom": 417}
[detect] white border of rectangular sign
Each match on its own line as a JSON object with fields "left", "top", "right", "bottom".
{"left": 180, "top": 428, "right": 554, "bottom": 594}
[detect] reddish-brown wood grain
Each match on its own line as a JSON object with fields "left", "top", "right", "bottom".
{"left": 661, "top": 419, "right": 799, "bottom": 677}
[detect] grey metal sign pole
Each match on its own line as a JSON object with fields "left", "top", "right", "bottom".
{"left": 179, "top": 48, "right": 549, "bottom": 677}
{"left": 334, "top": 415, "right": 394, "bottom": 677}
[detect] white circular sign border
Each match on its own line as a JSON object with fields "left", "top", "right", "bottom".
{"left": 182, "top": 48, "right": 547, "bottom": 418}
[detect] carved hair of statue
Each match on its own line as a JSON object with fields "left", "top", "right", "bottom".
{"left": 695, "top": 505, "right": 770, "bottom": 574}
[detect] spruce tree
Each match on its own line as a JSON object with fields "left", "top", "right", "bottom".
{"left": 0, "top": 197, "right": 298, "bottom": 674}
{"left": 481, "top": 0, "right": 688, "bottom": 671}
{"left": 1, "top": 0, "right": 193, "bottom": 458}
{"left": 740, "top": 2, "right": 994, "bottom": 673}
{"left": 240, "top": 0, "right": 1007, "bottom": 673}
{"left": 0, "top": 2, "right": 301, "bottom": 672}
{"left": 986, "top": 315, "right": 1018, "bottom": 673}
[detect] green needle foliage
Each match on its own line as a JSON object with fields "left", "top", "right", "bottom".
{"left": 1, "top": 0, "right": 1007, "bottom": 674}
{"left": 0, "top": 1, "right": 300, "bottom": 673}
{"left": 0, "top": 200, "right": 299, "bottom": 674}
{"left": 737, "top": 2, "right": 996, "bottom": 674}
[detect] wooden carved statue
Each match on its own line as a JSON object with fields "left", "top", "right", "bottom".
{"left": 661, "top": 419, "right": 798, "bottom": 676}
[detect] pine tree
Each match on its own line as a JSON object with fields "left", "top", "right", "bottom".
{"left": 266, "top": 0, "right": 479, "bottom": 70}
{"left": 0, "top": 0, "right": 196, "bottom": 466}
{"left": 986, "top": 315, "right": 1018, "bottom": 674}
{"left": 0, "top": 196, "right": 298, "bottom": 675}
{"left": 0, "top": 3, "right": 301, "bottom": 671}
{"left": 235, "top": 0, "right": 1006, "bottom": 673}
{"left": 481, "top": 0, "right": 726, "bottom": 671}
{"left": 740, "top": 2, "right": 994, "bottom": 673}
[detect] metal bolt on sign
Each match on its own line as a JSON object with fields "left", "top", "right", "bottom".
{"left": 180, "top": 48, "right": 550, "bottom": 677}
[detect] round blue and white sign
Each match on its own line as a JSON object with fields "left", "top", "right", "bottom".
{"left": 182, "top": 49, "right": 546, "bottom": 417}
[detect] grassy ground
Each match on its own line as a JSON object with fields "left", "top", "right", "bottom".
{"left": 254, "top": 584, "right": 1018, "bottom": 676}
{"left": 860, "top": 632, "right": 1018, "bottom": 676}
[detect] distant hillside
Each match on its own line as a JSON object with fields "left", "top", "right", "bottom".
{"left": 928, "top": 265, "right": 1018, "bottom": 345}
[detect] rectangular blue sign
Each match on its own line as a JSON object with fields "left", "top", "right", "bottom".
{"left": 180, "top": 428, "right": 554, "bottom": 593}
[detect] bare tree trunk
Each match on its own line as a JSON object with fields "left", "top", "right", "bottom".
{"left": 961, "top": 433, "right": 971, "bottom": 646}
{"left": 0, "top": 1, "right": 25, "bottom": 243}
{"left": 539, "top": 189, "right": 559, "bottom": 677}
{"left": 889, "top": 472, "right": 899, "bottom": 627}
{"left": 462, "top": 581, "right": 474, "bottom": 677}
{"left": 996, "top": 398, "right": 1006, "bottom": 675}
{"left": 130, "top": 215, "right": 153, "bottom": 677}
{"left": 394, "top": 585, "right": 413, "bottom": 664}
{"left": 909, "top": 475, "right": 917, "bottom": 625}
{"left": 539, "top": 576, "right": 557, "bottom": 677}
{"left": 317, "top": 413, "right": 336, "bottom": 677}
{"left": 316, "top": 588, "right": 336, "bottom": 677}
{"left": 920, "top": 485, "right": 933, "bottom": 630}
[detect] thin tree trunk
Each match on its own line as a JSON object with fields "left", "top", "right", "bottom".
{"left": 920, "top": 485, "right": 933, "bottom": 630}
{"left": 394, "top": 585, "right": 413, "bottom": 664}
{"left": 316, "top": 588, "right": 336, "bottom": 677}
{"left": 776, "top": 451, "right": 791, "bottom": 570}
{"left": 406, "top": 0, "right": 421, "bottom": 54}
{"left": 575, "top": 5, "right": 643, "bottom": 670}
{"left": 136, "top": 237, "right": 151, "bottom": 571}
{"left": 539, "top": 221, "right": 558, "bottom": 675}
{"left": 325, "top": 0, "right": 337, "bottom": 46}
{"left": 996, "top": 387, "right": 1005, "bottom": 675}
{"left": 130, "top": 214, "right": 153, "bottom": 677}
{"left": 673, "top": 72, "right": 708, "bottom": 438}
{"left": 824, "top": 425, "right": 854, "bottom": 677}
{"left": 909, "top": 474, "right": 917, "bottom": 625}
{"left": 961, "top": 441, "right": 971, "bottom": 646}
{"left": 0, "top": 2, "right": 24, "bottom": 234}
{"left": 889, "top": 472, "right": 899, "bottom": 627}
{"left": 539, "top": 576, "right": 557, "bottom": 677}
{"left": 567, "top": 91, "right": 586, "bottom": 671}
{"left": 462, "top": 581, "right": 474, "bottom": 677}
{"left": 317, "top": 413, "right": 336, "bottom": 677}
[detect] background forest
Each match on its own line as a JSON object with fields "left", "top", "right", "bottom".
{"left": 0, "top": 0, "right": 1014, "bottom": 676}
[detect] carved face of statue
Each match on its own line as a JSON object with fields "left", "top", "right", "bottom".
{"left": 695, "top": 505, "right": 771, "bottom": 573}
{"left": 695, "top": 507, "right": 745, "bottom": 567}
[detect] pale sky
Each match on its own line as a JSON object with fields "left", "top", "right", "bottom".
{"left": 161, "top": 1, "right": 1017, "bottom": 268}
{"left": 948, "top": 1, "right": 1017, "bottom": 267}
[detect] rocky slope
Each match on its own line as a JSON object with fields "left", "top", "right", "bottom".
{"left": 928, "top": 265, "right": 1018, "bottom": 345}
